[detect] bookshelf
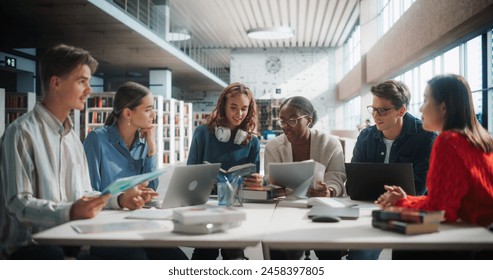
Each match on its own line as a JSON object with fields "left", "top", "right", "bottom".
{"left": 1, "top": 90, "right": 36, "bottom": 136}
{"left": 162, "top": 98, "right": 175, "bottom": 165}
{"left": 193, "top": 112, "right": 211, "bottom": 128}
{"left": 154, "top": 95, "right": 164, "bottom": 168}
{"left": 256, "top": 98, "right": 283, "bottom": 138}
{"left": 270, "top": 98, "right": 281, "bottom": 132}
{"left": 85, "top": 92, "right": 115, "bottom": 137}
{"left": 183, "top": 102, "right": 193, "bottom": 163}
{"left": 84, "top": 93, "right": 192, "bottom": 167}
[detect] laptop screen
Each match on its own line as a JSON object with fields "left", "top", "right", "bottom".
{"left": 344, "top": 163, "right": 416, "bottom": 201}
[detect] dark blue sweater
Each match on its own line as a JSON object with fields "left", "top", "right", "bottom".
{"left": 187, "top": 125, "right": 260, "bottom": 181}
{"left": 352, "top": 113, "right": 437, "bottom": 195}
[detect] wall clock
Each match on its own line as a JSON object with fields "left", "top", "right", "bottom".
{"left": 265, "top": 56, "right": 282, "bottom": 74}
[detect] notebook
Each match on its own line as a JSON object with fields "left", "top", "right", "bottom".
{"left": 307, "top": 206, "right": 360, "bottom": 220}
{"left": 127, "top": 163, "right": 221, "bottom": 220}
{"left": 345, "top": 163, "right": 416, "bottom": 201}
{"left": 268, "top": 160, "right": 325, "bottom": 199}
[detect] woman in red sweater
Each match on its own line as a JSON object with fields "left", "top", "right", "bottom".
{"left": 376, "top": 74, "right": 493, "bottom": 259}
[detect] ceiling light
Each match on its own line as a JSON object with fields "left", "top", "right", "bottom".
{"left": 247, "top": 27, "right": 294, "bottom": 40}
{"left": 167, "top": 29, "right": 191, "bottom": 41}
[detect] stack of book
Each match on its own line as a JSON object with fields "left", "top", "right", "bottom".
{"left": 371, "top": 206, "right": 445, "bottom": 235}
{"left": 243, "top": 185, "right": 284, "bottom": 201}
{"left": 171, "top": 205, "right": 246, "bottom": 234}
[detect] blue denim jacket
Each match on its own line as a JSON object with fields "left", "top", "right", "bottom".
{"left": 352, "top": 113, "right": 437, "bottom": 195}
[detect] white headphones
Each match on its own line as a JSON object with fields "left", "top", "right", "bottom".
{"left": 215, "top": 126, "right": 248, "bottom": 145}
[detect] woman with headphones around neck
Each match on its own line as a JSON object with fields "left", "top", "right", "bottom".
{"left": 187, "top": 82, "right": 263, "bottom": 260}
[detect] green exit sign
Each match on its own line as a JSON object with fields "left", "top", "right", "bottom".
{"left": 6, "top": 56, "right": 16, "bottom": 68}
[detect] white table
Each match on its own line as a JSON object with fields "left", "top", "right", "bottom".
{"left": 33, "top": 202, "right": 276, "bottom": 250}
{"left": 261, "top": 201, "right": 493, "bottom": 259}
{"left": 33, "top": 199, "right": 493, "bottom": 260}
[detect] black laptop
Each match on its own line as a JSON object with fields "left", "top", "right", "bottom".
{"left": 344, "top": 163, "right": 416, "bottom": 201}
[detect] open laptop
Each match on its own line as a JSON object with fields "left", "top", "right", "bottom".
{"left": 127, "top": 163, "right": 220, "bottom": 220}
{"left": 158, "top": 163, "right": 220, "bottom": 208}
{"left": 268, "top": 160, "right": 324, "bottom": 199}
{"left": 345, "top": 163, "right": 416, "bottom": 201}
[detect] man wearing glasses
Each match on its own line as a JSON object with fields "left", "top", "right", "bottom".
{"left": 350, "top": 80, "right": 436, "bottom": 260}
{"left": 353, "top": 80, "right": 436, "bottom": 196}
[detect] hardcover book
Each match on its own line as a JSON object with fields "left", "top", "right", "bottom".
{"left": 371, "top": 218, "right": 440, "bottom": 235}
{"left": 172, "top": 205, "right": 246, "bottom": 225}
{"left": 204, "top": 161, "right": 256, "bottom": 182}
{"left": 243, "top": 185, "right": 284, "bottom": 201}
{"left": 372, "top": 207, "right": 445, "bottom": 224}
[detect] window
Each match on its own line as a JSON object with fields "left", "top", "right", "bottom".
{"left": 343, "top": 25, "right": 361, "bottom": 75}
{"left": 378, "top": 0, "right": 416, "bottom": 38}
{"left": 343, "top": 96, "right": 361, "bottom": 130}
{"left": 443, "top": 47, "right": 461, "bottom": 75}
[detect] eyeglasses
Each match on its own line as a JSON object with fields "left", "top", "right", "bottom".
{"left": 367, "top": 106, "right": 395, "bottom": 116}
{"left": 277, "top": 115, "right": 308, "bottom": 128}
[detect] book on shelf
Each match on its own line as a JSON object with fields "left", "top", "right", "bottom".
{"left": 371, "top": 218, "right": 440, "bottom": 235}
{"left": 172, "top": 205, "right": 246, "bottom": 225}
{"left": 372, "top": 207, "right": 445, "bottom": 224}
{"left": 243, "top": 185, "right": 284, "bottom": 201}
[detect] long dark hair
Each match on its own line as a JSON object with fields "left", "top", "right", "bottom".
{"left": 207, "top": 82, "right": 258, "bottom": 142}
{"left": 427, "top": 74, "right": 493, "bottom": 153}
{"left": 105, "top": 81, "right": 151, "bottom": 126}
{"left": 280, "top": 96, "right": 318, "bottom": 128}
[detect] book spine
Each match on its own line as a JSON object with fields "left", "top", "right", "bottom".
{"left": 371, "top": 218, "right": 406, "bottom": 234}
{"left": 372, "top": 210, "right": 424, "bottom": 223}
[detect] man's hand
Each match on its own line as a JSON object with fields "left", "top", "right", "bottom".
{"left": 70, "top": 194, "right": 111, "bottom": 220}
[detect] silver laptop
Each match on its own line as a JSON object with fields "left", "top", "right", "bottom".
{"left": 153, "top": 163, "right": 220, "bottom": 209}
{"left": 345, "top": 163, "right": 416, "bottom": 201}
{"left": 127, "top": 164, "right": 220, "bottom": 220}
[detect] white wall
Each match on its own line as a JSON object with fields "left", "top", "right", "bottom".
{"left": 230, "top": 47, "right": 339, "bottom": 132}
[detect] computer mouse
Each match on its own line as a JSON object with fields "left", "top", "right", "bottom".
{"left": 311, "top": 215, "right": 341, "bottom": 223}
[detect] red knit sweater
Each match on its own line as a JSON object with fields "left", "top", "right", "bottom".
{"left": 395, "top": 131, "right": 493, "bottom": 226}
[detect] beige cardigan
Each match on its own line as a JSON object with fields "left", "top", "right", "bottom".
{"left": 264, "top": 129, "right": 346, "bottom": 196}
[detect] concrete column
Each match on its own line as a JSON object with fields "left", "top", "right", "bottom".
{"left": 149, "top": 68, "right": 172, "bottom": 99}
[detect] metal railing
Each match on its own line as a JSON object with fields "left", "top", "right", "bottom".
{"left": 107, "top": 0, "right": 230, "bottom": 84}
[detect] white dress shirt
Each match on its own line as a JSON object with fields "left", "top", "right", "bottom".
{"left": 0, "top": 103, "right": 119, "bottom": 257}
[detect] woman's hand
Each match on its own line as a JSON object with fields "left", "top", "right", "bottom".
{"left": 118, "top": 182, "right": 158, "bottom": 210}
{"left": 243, "top": 173, "right": 263, "bottom": 188}
{"left": 375, "top": 185, "right": 407, "bottom": 208}
{"left": 309, "top": 181, "right": 335, "bottom": 197}
{"left": 140, "top": 126, "right": 156, "bottom": 157}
